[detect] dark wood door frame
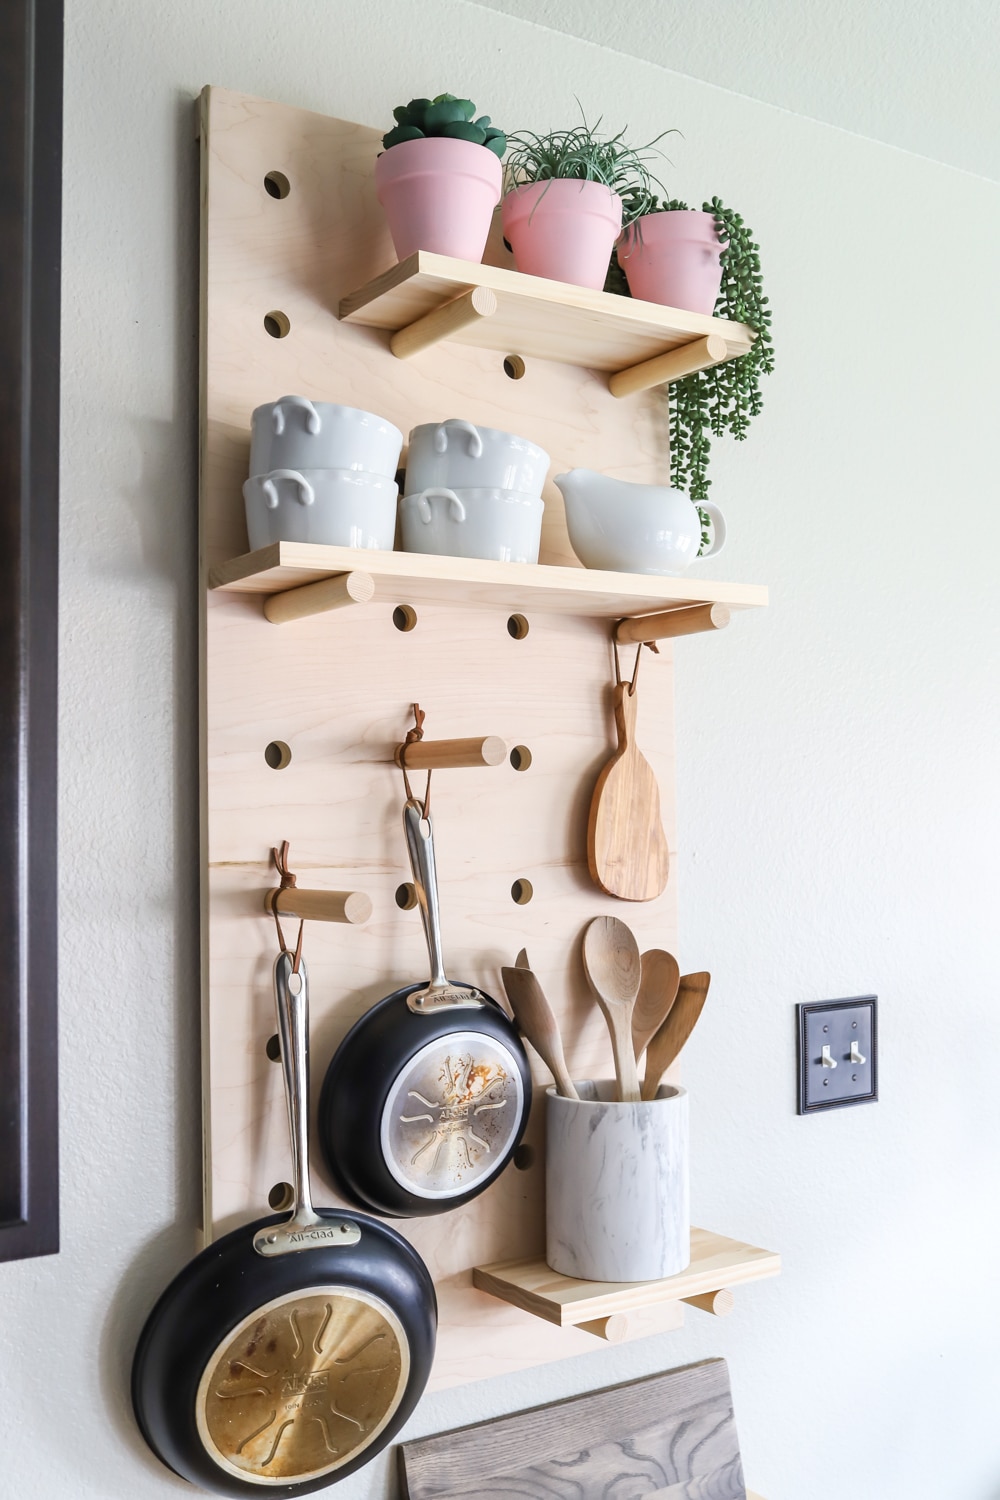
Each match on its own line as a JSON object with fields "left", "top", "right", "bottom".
{"left": 0, "top": 0, "right": 62, "bottom": 1262}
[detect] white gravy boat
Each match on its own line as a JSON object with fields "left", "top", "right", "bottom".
{"left": 554, "top": 469, "right": 726, "bottom": 576}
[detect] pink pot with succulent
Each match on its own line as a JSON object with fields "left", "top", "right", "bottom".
{"left": 374, "top": 93, "right": 507, "bottom": 264}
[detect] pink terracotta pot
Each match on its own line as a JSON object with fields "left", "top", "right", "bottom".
{"left": 618, "top": 210, "right": 725, "bottom": 314}
{"left": 501, "top": 179, "right": 623, "bottom": 290}
{"left": 374, "top": 136, "right": 502, "bottom": 263}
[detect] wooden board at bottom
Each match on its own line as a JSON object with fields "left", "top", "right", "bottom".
{"left": 398, "top": 1357, "right": 746, "bottom": 1499}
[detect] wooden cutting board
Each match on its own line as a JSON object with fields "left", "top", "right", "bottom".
{"left": 398, "top": 1357, "right": 747, "bottom": 1499}
{"left": 588, "top": 679, "right": 670, "bottom": 901}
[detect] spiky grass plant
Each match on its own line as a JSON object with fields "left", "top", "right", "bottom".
{"left": 608, "top": 195, "right": 774, "bottom": 528}
{"left": 504, "top": 109, "right": 672, "bottom": 227}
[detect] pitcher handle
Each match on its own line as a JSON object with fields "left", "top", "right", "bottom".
{"left": 433, "top": 419, "right": 483, "bottom": 459}
{"left": 413, "top": 487, "right": 466, "bottom": 523}
{"left": 697, "top": 501, "right": 727, "bottom": 558}
{"left": 272, "top": 396, "right": 321, "bottom": 436}
{"left": 261, "top": 469, "right": 315, "bottom": 510}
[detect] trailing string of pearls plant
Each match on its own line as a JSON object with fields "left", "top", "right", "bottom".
{"left": 608, "top": 197, "right": 774, "bottom": 542}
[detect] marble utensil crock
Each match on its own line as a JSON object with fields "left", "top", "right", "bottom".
{"left": 546, "top": 1080, "right": 690, "bottom": 1282}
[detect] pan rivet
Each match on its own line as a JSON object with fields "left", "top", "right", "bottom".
{"left": 266, "top": 1233, "right": 277, "bottom": 1244}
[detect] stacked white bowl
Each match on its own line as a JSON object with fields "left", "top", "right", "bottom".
{"left": 400, "top": 419, "right": 548, "bottom": 564}
{"left": 242, "top": 395, "right": 403, "bottom": 552}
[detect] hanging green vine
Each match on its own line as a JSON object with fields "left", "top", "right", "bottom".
{"left": 607, "top": 196, "right": 774, "bottom": 536}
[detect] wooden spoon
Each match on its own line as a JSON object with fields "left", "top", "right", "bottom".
{"left": 501, "top": 966, "right": 579, "bottom": 1100}
{"left": 581, "top": 916, "right": 642, "bottom": 1102}
{"left": 641, "top": 971, "right": 711, "bottom": 1101}
{"left": 631, "top": 949, "right": 681, "bottom": 1061}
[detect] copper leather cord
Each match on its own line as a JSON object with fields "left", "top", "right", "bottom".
{"left": 613, "top": 639, "right": 644, "bottom": 696}
{"left": 399, "top": 701, "right": 432, "bottom": 816}
{"left": 270, "top": 840, "right": 304, "bottom": 971}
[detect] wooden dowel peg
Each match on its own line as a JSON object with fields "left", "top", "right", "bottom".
{"left": 615, "top": 602, "right": 731, "bottom": 645}
{"left": 682, "top": 1287, "right": 735, "bottom": 1318}
{"left": 264, "top": 569, "right": 374, "bottom": 624}
{"left": 395, "top": 735, "right": 506, "bottom": 771}
{"left": 608, "top": 333, "right": 731, "bottom": 399}
{"left": 266, "top": 887, "right": 373, "bottom": 925}
{"left": 390, "top": 286, "right": 498, "bottom": 359}
{"left": 578, "top": 1314, "right": 629, "bottom": 1342}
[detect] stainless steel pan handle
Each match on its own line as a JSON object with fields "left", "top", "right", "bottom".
{"left": 254, "top": 951, "right": 360, "bottom": 1256}
{"left": 402, "top": 797, "right": 484, "bottom": 1014}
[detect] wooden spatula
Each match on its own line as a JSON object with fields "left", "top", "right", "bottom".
{"left": 581, "top": 916, "right": 642, "bottom": 1102}
{"left": 641, "top": 971, "right": 711, "bottom": 1101}
{"left": 588, "top": 678, "right": 669, "bottom": 902}
{"left": 501, "top": 965, "right": 579, "bottom": 1100}
{"left": 632, "top": 949, "right": 681, "bottom": 1060}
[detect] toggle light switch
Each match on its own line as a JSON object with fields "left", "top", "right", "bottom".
{"left": 796, "top": 996, "right": 878, "bottom": 1114}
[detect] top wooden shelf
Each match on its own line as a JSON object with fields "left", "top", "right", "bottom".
{"left": 339, "top": 251, "right": 755, "bottom": 392}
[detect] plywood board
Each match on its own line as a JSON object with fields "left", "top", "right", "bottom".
{"left": 398, "top": 1358, "right": 747, "bottom": 1498}
{"left": 199, "top": 85, "right": 762, "bottom": 1392}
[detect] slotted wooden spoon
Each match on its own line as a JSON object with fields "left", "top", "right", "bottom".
{"left": 581, "top": 916, "right": 642, "bottom": 1102}
{"left": 641, "top": 971, "right": 711, "bottom": 1101}
{"left": 632, "top": 949, "right": 681, "bottom": 1061}
{"left": 501, "top": 965, "right": 579, "bottom": 1100}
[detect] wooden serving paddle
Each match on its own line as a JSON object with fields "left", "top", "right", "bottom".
{"left": 641, "top": 970, "right": 711, "bottom": 1100}
{"left": 632, "top": 948, "right": 681, "bottom": 1060}
{"left": 587, "top": 671, "right": 669, "bottom": 902}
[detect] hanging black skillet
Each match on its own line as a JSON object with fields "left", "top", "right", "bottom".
{"left": 318, "top": 791, "right": 532, "bottom": 1217}
{"left": 132, "top": 945, "right": 436, "bottom": 1496}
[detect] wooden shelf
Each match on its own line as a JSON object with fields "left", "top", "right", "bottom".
{"left": 339, "top": 251, "right": 755, "bottom": 390}
{"left": 209, "top": 542, "right": 768, "bottom": 622}
{"left": 473, "top": 1226, "right": 780, "bottom": 1328}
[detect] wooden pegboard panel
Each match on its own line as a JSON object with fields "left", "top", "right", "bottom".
{"left": 200, "top": 86, "right": 686, "bottom": 1389}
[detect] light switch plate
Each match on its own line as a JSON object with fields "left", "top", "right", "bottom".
{"left": 796, "top": 995, "right": 878, "bottom": 1114}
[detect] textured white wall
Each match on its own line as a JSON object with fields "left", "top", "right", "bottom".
{"left": 0, "top": 1, "right": 997, "bottom": 1496}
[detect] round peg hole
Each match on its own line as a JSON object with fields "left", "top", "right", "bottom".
{"left": 511, "top": 878, "right": 534, "bottom": 906}
{"left": 264, "top": 310, "right": 290, "bottom": 339}
{"left": 268, "top": 1181, "right": 294, "bottom": 1211}
{"left": 503, "top": 355, "right": 526, "bottom": 380}
{"left": 507, "top": 613, "right": 529, "bottom": 640}
{"left": 509, "top": 745, "right": 532, "bottom": 772}
{"left": 393, "top": 605, "right": 417, "bottom": 632}
{"left": 395, "top": 882, "right": 418, "bottom": 911}
{"left": 263, "top": 170, "right": 291, "bottom": 199}
{"left": 512, "top": 1144, "right": 535, "bottom": 1171}
{"left": 264, "top": 740, "right": 291, "bottom": 770}
{"left": 265, "top": 1033, "right": 281, "bottom": 1062}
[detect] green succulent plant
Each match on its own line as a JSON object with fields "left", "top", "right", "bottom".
{"left": 504, "top": 108, "right": 672, "bottom": 228}
{"left": 382, "top": 94, "right": 507, "bottom": 157}
{"left": 606, "top": 195, "right": 774, "bottom": 529}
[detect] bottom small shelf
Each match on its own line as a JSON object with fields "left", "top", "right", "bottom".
{"left": 473, "top": 1226, "right": 780, "bottom": 1328}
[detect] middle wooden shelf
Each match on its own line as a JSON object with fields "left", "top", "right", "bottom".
{"left": 209, "top": 540, "right": 769, "bottom": 626}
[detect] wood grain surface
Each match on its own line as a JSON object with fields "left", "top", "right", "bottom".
{"left": 200, "top": 84, "right": 688, "bottom": 1388}
{"left": 588, "top": 679, "right": 670, "bottom": 901}
{"left": 398, "top": 1357, "right": 746, "bottom": 1498}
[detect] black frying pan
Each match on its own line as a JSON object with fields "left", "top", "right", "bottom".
{"left": 318, "top": 797, "right": 532, "bottom": 1218}
{"left": 132, "top": 950, "right": 436, "bottom": 1496}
